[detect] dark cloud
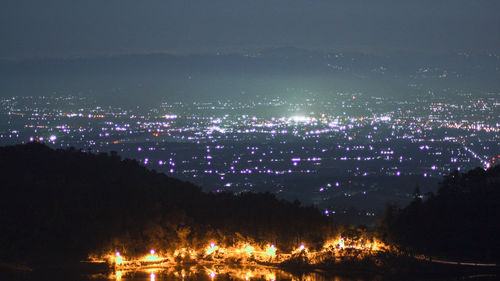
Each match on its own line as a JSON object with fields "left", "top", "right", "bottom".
{"left": 1, "top": 0, "right": 499, "bottom": 58}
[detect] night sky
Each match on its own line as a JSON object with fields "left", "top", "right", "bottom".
{"left": 1, "top": 0, "right": 499, "bottom": 59}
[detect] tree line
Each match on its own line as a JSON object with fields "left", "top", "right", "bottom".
{"left": 378, "top": 165, "right": 500, "bottom": 261}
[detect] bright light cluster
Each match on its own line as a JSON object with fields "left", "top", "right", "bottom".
{"left": 103, "top": 236, "right": 391, "bottom": 271}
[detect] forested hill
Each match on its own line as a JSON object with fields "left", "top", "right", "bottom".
{"left": 0, "top": 143, "right": 332, "bottom": 266}
{"left": 379, "top": 165, "right": 500, "bottom": 261}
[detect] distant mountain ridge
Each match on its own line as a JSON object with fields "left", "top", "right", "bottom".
{"left": 0, "top": 50, "right": 498, "bottom": 105}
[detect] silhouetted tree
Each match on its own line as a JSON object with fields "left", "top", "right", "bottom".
{"left": 378, "top": 165, "right": 500, "bottom": 261}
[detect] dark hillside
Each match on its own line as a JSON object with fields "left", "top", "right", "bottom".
{"left": 379, "top": 165, "right": 500, "bottom": 261}
{"left": 0, "top": 143, "right": 332, "bottom": 266}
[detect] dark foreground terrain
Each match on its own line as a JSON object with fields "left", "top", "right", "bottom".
{"left": 0, "top": 143, "right": 499, "bottom": 279}
{"left": 0, "top": 143, "right": 332, "bottom": 266}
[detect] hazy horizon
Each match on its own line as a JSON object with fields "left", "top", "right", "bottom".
{"left": 2, "top": 0, "right": 499, "bottom": 60}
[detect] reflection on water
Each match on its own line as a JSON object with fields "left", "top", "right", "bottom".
{"left": 103, "top": 265, "right": 383, "bottom": 281}
{"left": 108, "top": 266, "right": 280, "bottom": 281}
{"left": 1, "top": 265, "right": 498, "bottom": 281}
{"left": 101, "top": 266, "right": 500, "bottom": 281}
{"left": 101, "top": 267, "right": 499, "bottom": 281}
